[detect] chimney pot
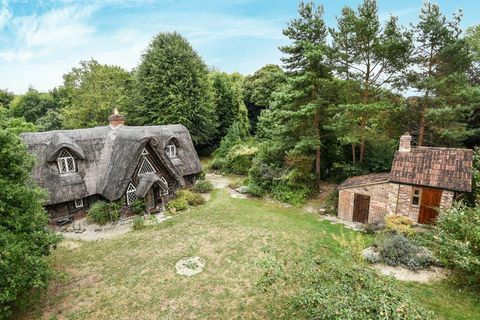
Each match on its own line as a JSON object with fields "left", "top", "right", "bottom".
{"left": 399, "top": 132, "right": 411, "bottom": 152}
{"left": 108, "top": 108, "right": 125, "bottom": 128}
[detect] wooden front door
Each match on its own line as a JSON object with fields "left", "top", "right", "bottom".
{"left": 353, "top": 194, "right": 370, "bottom": 223}
{"left": 418, "top": 187, "right": 442, "bottom": 224}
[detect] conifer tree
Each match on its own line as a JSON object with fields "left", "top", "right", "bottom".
{"left": 411, "top": 2, "right": 473, "bottom": 146}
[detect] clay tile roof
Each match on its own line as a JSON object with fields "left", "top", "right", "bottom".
{"left": 390, "top": 147, "right": 473, "bottom": 192}
{"left": 339, "top": 172, "right": 390, "bottom": 189}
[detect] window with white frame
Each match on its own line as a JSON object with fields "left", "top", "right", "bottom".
{"left": 126, "top": 183, "right": 137, "bottom": 205}
{"left": 139, "top": 158, "right": 155, "bottom": 175}
{"left": 411, "top": 188, "right": 422, "bottom": 206}
{"left": 141, "top": 148, "right": 149, "bottom": 155}
{"left": 74, "top": 199, "right": 84, "bottom": 208}
{"left": 57, "top": 149, "right": 76, "bottom": 173}
{"left": 165, "top": 144, "right": 177, "bottom": 158}
{"left": 159, "top": 176, "right": 169, "bottom": 195}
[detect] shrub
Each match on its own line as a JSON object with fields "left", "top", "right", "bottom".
{"left": 377, "top": 234, "right": 434, "bottom": 270}
{"left": 435, "top": 203, "right": 480, "bottom": 284}
{"left": 132, "top": 216, "right": 145, "bottom": 230}
{"left": 271, "top": 183, "right": 310, "bottom": 206}
{"left": 87, "top": 201, "right": 120, "bottom": 225}
{"left": 192, "top": 180, "right": 214, "bottom": 193}
{"left": 224, "top": 143, "right": 258, "bottom": 175}
{"left": 385, "top": 214, "right": 414, "bottom": 237}
{"left": 131, "top": 199, "right": 146, "bottom": 215}
{"left": 323, "top": 190, "right": 338, "bottom": 216}
{"left": 176, "top": 189, "right": 205, "bottom": 206}
{"left": 291, "top": 257, "right": 433, "bottom": 319}
{"left": 167, "top": 197, "right": 189, "bottom": 212}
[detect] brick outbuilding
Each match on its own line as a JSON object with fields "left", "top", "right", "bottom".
{"left": 337, "top": 133, "right": 473, "bottom": 224}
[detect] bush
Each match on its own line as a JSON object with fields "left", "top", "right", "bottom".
{"left": 385, "top": 214, "right": 414, "bottom": 237}
{"left": 131, "top": 199, "right": 146, "bottom": 215}
{"left": 228, "top": 181, "right": 242, "bottom": 189}
{"left": 271, "top": 183, "right": 310, "bottom": 206}
{"left": 323, "top": 190, "right": 338, "bottom": 216}
{"left": 132, "top": 216, "right": 145, "bottom": 230}
{"left": 87, "top": 201, "right": 120, "bottom": 225}
{"left": 167, "top": 197, "right": 189, "bottom": 212}
{"left": 376, "top": 234, "right": 434, "bottom": 270}
{"left": 291, "top": 257, "right": 433, "bottom": 319}
{"left": 435, "top": 203, "right": 480, "bottom": 284}
{"left": 176, "top": 189, "right": 205, "bottom": 206}
{"left": 192, "top": 180, "right": 214, "bottom": 193}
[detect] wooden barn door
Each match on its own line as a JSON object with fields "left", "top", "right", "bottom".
{"left": 418, "top": 188, "right": 442, "bottom": 224}
{"left": 353, "top": 194, "right": 370, "bottom": 223}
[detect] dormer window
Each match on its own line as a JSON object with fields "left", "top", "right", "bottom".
{"left": 141, "top": 148, "right": 149, "bottom": 156}
{"left": 57, "top": 149, "right": 76, "bottom": 173}
{"left": 166, "top": 144, "right": 177, "bottom": 158}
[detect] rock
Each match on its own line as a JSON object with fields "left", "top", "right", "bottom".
{"left": 363, "top": 247, "right": 381, "bottom": 264}
{"left": 237, "top": 186, "right": 249, "bottom": 194}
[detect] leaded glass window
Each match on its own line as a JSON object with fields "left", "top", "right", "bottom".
{"left": 57, "top": 149, "right": 76, "bottom": 173}
{"left": 139, "top": 158, "right": 155, "bottom": 175}
{"left": 159, "top": 176, "right": 169, "bottom": 195}
{"left": 126, "top": 183, "right": 137, "bottom": 205}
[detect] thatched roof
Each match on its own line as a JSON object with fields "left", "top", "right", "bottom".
{"left": 338, "top": 172, "right": 390, "bottom": 189}
{"left": 20, "top": 124, "right": 201, "bottom": 205}
{"left": 390, "top": 147, "right": 473, "bottom": 192}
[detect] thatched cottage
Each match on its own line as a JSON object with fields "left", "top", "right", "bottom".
{"left": 338, "top": 133, "right": 473, "bottom": 225}
{"left": 20, "top": 110, "right": 202, "bottom": 222}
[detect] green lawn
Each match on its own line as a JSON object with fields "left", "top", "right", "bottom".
{"left": 17, "top": 190, "right": 480, "bottom": 319}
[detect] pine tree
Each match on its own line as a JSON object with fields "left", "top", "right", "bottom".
{"left": 274, "top": 1, "right": 334, "bottom": 189}
{"left": 330, "top": 0, "right": 412, "bottom": 162}
{"left": 411, "top": 2, "right": 473, "bottom": 146}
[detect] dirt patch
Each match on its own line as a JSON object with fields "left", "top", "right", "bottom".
{"left": 373, "top": 264, "right": 449, "bottom": 283}
{"left": 206, "top": 173, "right": 231, "bottom": 189}
{"left": 60, "top": 222, "right": 132, "bottom": 241}
{"left": 319, "top": 215, "right": 364, "bottom": 231}
{"left": 175, "top": 256, "right": 205, "bottom": 276}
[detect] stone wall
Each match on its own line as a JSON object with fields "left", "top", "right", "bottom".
{"left": 338, "top": 182, "right": 390, "bottom": 224}
{"left": 440, "top": 190, "right": 455, "bottom": 210}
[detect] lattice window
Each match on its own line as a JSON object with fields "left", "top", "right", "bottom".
{"left": 159, "top": 176, "right": 169, "bottom": 195}
{"left": 57, "top": 149, "right": 76, "bottom": 173}
{"left": 74, "top": 199, "right": 84, "bottom": 208}
{"left": 126, "top": 183, "right": 137, "bottom": 205}
{"left": 165, "top": 144, "right": 177, "bottom": 158}
{"left": 141, "top": 148, "right": 149, "bottom": 155}
{"left": 139, "top": 158, "right": 155, "bottom": 175}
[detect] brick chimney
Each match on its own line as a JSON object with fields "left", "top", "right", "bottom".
{"left": 399, "top": 132, "right": 412, "bottom": 152}
{"left": 108, "top": 108, "right": 124, "bottom": 128}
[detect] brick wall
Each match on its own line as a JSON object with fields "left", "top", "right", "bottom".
{"left": 338, "top": 182, "right": 390, "bottom": 224}
{"left": 440, "top": 190, "right": 454, "bottom": 210}
{"left": 388, "top": 183, "right": 420, "bottom": 222}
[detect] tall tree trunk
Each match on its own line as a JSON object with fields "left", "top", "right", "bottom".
{"left": 418, "top": 102, "right": 427, "bottom": 146}
{"left": 314, "top": 109, "right": 321, "bottom": 191}
{"left": 351, "top": 144, "right": 356, "bottom": 164}
{"left": 359, "top": 57, "right": 370, "bottom": 163}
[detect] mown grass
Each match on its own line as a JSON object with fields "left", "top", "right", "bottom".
{"left": 17, "top": 190, "right": 480, "bottom": 319}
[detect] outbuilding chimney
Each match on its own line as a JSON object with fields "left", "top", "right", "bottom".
{"left": 108, "top": 108, "right": 124, "bottom": 128}
{"left": 399, "top": 132, "right": 412, "bottom": 152}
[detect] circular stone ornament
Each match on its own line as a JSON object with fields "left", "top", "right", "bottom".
{"left": 175, "top": 256, "right": 205, "bottom": 276}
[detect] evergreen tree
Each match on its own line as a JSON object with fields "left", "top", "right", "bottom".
{"left": 132, "top": 32, "right": 217, "bottom": 149}
{"left": 410, "top": 2, "right": 473, "bottom": 146}
{"left": 0, "top": 89, "right": 14, "bottom": 108}
{"left": 60, "top": 59, "right": 133, "bottom": 129}
{"left": 210, "top": 71, "right": 249, "bottom": 143}
{"left": 330, "top": 0, "right": 412, "bottom": 162}
{"left": 254, "top": 1, "right": 334, "bottom": 193}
